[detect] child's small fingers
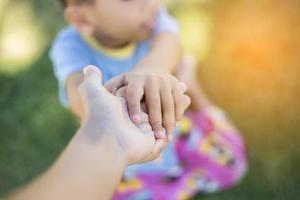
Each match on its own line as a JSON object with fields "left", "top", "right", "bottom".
{"left": 145, "top": 83, "right": 163, "bottom": 135}
{"left": 183, "top": 95, "right": 191, "bottom": 111}
{"left": 104, "top": 74, "right": 126, "bottom": 95}
{"left": 138, "top": 111, "right": 150, "bottom": 123}
{"left": 173, "top": 80, "right": 191, "bottom": 121}
{"left": 172, "top": 86, "right": 184, "bottom": 121}
{"left": 127, "top": 81, "right": 144, "bottom": 123}
{"left": 154, "top": 129, "right": 166, "bottom": 139}
{"left": 178, "top": 82, "right": 188, "bottom": 93}
{"left": 175, "top": 94, "right": 191, "bottom": 121}
{"left": 115, "top": 86, "right": 127, "bottom": 98}
{"left": 141, "top": 102, "right": 148, "bottom": 113}
{"left": 160, "top": 84, "right": 175, "bottom": 135}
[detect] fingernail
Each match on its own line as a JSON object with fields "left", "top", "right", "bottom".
{"left": 83, "top": 67, "right": 90, "bottom": 75}
{"left": 155, "top": 130, "right": 166, "bottom": 139}
{"left": 83, "top": 66, "right": 93, "bottom": 75}
{"left": 132, "top": 115, "right": 140, "bottom": 123}
{"left": 84, "top": 65, "right": 101, "bottom": 77}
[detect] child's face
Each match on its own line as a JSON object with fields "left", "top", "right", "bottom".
{"left": 85, "top": 0, "right": 160, "bottom": 47}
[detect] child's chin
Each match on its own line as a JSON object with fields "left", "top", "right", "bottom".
{"left": 135, "top": 30, "right": 152, "bottom": 41}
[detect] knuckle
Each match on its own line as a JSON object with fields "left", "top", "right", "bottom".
{"left": 163, "top": 120, "right": 174, "bottom": 130}
{"left": 159, "top": 76, "right": 165, "bottom": 84}
{"left": 146, "top": 74, "right": 156, "bottom": 82}
{"left": 163, "top": 103, "right": 174, "bottom": 113}
{"left": 149, "top": 109, "right": 161, "bottom": 118}
{"left": 127, "top": 91, "right": 138, "bottom": 101}
{"left": 168, "top": 77, "right": 177, "bottom": 85}
{"left": 128, "top": 104, "right": 140, "bottom": 112}
{"left": 148, "top": 98, "right": 159, "bottom": 108}
{"left": 151, "top": 121, "right": 162, "bottom": 130}
{"left": 172, "top": 85, "right": 180, "bottom": 94}
{"left": 177, "top": 93, "right": 187, "bottom": 104}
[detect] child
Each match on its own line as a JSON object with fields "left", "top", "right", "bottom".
{"left": 50, "top": 0, "right": 248, "bottom": 199}
{"left": 51, "top": 0, "right": 184, "bottom": 139}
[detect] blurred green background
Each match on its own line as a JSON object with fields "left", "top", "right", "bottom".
{"left": 0, "top": 0, "right": 299, "bottom": 199}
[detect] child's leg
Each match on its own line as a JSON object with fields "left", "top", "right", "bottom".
{"left": 174, "top": 56, "right": 248, "bottom": 193}
{"left": 113, "top": 134, "right": 197, "bottom": 200}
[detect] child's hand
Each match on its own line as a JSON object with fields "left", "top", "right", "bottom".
{"left": 105, "top": 70, "right": 191, "bottom": 139}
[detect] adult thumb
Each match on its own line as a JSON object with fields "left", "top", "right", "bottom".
{"left": 79, "top": 65, "right": 106, "bottom": 105}
{"left": 82, "top": 65, "right": 103, "bottom": 85}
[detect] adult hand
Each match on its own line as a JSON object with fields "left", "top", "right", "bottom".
{"left": 78, "top": 66, "right": 168, "bottom": 165}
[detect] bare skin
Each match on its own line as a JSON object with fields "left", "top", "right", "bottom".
{"left": 7, "top": 66, "right": 168, "bottom": 200}
{"left": 66, "top": 56, "right": 206, "bottom": 141}
{"left": 64, "top": 0, "right": 183, "bottom": 139}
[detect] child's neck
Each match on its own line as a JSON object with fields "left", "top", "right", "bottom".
{"left": 83, "top": 33, "right": 136, "bottom": 59}
{"left": 93, "top": 32, "right": 131, "bottom": 49}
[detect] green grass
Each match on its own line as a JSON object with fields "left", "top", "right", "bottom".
{"left": 0, "top": 49, "right": 299, "bottom": 199}
{"left": 0, "top": 51, "right": 78, "bottom": 195}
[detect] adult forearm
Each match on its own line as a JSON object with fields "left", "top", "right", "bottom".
{"left": 8, "top": 126, "right": 125, "bottom": 200}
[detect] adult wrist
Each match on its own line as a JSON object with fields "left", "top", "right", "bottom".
{"left": 76, "top": 124, "right": 124, "bottom": 158}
